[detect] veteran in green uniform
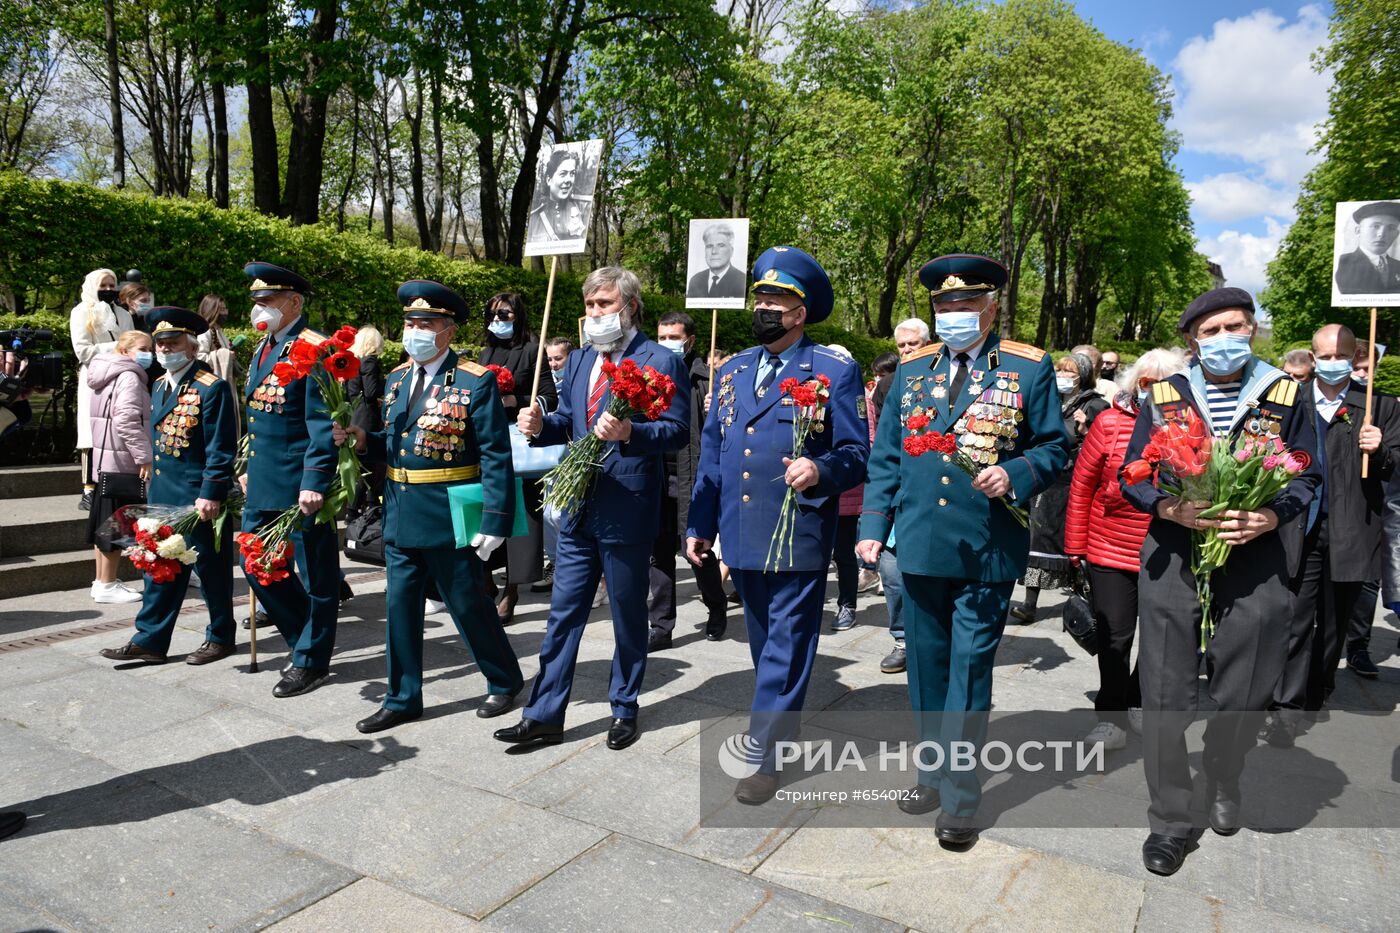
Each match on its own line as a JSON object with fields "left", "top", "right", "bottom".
{"left": 858, "top": 254, "right": 1068, "bottom": 845}
{"left": 336, "top": 280, "right": 524, "bottom": 733}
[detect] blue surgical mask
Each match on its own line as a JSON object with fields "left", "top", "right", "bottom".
{"left": 584, "top": 312, "right": 624, "bottom": 346}
{"left": 1055, "top": 375, "right": 1077, "bottom": 395}
{"left": 132, "top": 351, "right": 154, "bottom": 369}
{"left": 1314, "top": 358, "right": 1353, "bottom": 385}
{"left": 659, "top": 338, "right": 687, "bottom": 355}
{"left": 933, "top": 311, "right": 984, "bottom": 351}
{"left": 1354, "top": 375, "right": 1369, "bottom": 386}
{"left": 488, "top": 320, "right": 514, "bottom": 339}
{"left": 551, "top": 368, "right": 565, "bottom": 387}
{"left": 402, "top": 328, "right": 441, "bottom": 363}
{"left": 156, "top": 350, "right": 189, "bottom": 370}
{"left": 1195, "top": 332, "right": 1253, "bottom": 376}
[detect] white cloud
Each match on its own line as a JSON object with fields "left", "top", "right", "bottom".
{"left": 1197, "top": 216, "right": 1289, "bottom": 295}
{"left": 1172, "top": 6, "right": 1330, "bottom": 186}
{"left": 1185, "top": 172, "right": 1296, "bottom": 223}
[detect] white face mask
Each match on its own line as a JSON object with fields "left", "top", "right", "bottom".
{"left": 1056, "top": 375, "right": 1077, "bottom": 395}
{"left": 659, "top": 338, "right": 687, "bottom": 355}
{"left": 251, "top": 303, "right": 282, "bottom": 333}
{"left": 584, "top": 312, "right": 624, "bottom": 347}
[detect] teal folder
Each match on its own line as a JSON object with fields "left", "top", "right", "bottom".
{"left": 448, "top": 479, "right": 529, "bottom": 548}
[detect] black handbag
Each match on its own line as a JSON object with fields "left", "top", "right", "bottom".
{"left": 344, "top": 505, "right": 386, "bottom": 566}
{"left": 1061, "top": 564, "right": 1099, "bottom": 656}
{"left": 98, "top": 470, "right": 146, "bottom": 502}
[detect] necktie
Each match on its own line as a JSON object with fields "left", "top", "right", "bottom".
{"left": 949, "top": 352, "right": 971, "bottom": 402}
{"left": 709, "top": 274, "right": 720, "bottom": 295}
{"left": 258, "top": 337, "right": 272, "bottom": 368}
{"left": 586, "top": 353, "right": 611, "bottom": 424}
{"left": 756, "top": 354, "right": 783, "bottom": 398}
{"left": 407, "top": 366, "right": 427, "bottom": 414}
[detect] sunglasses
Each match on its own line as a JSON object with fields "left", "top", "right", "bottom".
{"left": 487, "top": 307, "right": 514, "bottom": 321}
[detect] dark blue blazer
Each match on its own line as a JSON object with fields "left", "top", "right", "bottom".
{"left": 534, "top": 331, "right": 690, "bottom": 544}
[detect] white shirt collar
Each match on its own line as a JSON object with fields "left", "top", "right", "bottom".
{"left": 411, "top": 350, "right": 450, "bottom": 381}
{"left": 164, "top": 359, "right": 196, "bottom": 391}
{"left": 949, "top": 335, "right": 988, "bottom": 365}
{"left": 1312, "top": 379, "right": 1345, "bottom": 420}
{"left": 271, "top": 313, "right": 302, "bottom": 344}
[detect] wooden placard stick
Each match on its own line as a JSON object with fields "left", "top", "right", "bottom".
{"left": 529, "top": 255, "right": 560, "bottom": 403}
{"left": 708, "top": 308, "right": 719, "bottom": 385}
{"left": 247, "top": 591, "right": 259, "bottom": 673}
{"left": 1363, "top": 306, "right": 1377, "bottom": 478}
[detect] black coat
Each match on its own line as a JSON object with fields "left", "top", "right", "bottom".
{"left": 347, "top": 355, "right": 384, "bottom": 433}
{"left": 675, "top": 351, "right": 710, "bottom": 533}
{"left": 1297, "top": 380, "right": 1400, "bottom": 581}
{"left": 1334, "top": 249, "right": 1400, "bottom": 294}
{"left": 478, "top": 339, "right": 557, "bottom": 418}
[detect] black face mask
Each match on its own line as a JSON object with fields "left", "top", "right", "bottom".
{"left": 751, "top": 308, "right": 793, "bottom": 346}
{"left": 97, "top": 289, "right": 120, "bottom": 304}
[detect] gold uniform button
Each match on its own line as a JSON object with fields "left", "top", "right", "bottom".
{"left": 400, "top": 449, "right": 407, "bottom": 456}
{"left": 746, "top": 426, "right": 755, "bottom": 435}
{"left": 402, "top": 431, "right": 409, "bottom": 438}
{"left": 942, "top": 454, "right": 951, "bottom": 463}
{"left": 742, "top": 471, "right": 750, "bottom": 480}
{"left": 941, "top": 476, "right": 950, "bottom": 485}
{"left": 938, "top": 497, "right": 947, "bottom": 506}
{"left": 155, "top": 469, "right": 161, "bottom": 475}
{"left": 744, "top": 448, "right": 752, "bottom": 456}
{"left": 743, "top": 494, "right": 751, "bottom": 503}
{"left": 249, "top": 434, "right": 255, "bottom": 440}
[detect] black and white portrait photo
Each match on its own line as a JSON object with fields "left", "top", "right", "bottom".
{"left": 1332, "top": 199, "right": 1400, "bottom": 306}
{"left": 684, "top": 218, "right": 751, "bottom": 309}
{"left": 524, "top": 138, "right": 604, "bottom": 257}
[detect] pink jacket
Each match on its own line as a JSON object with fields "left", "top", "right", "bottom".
{"left": 86, "top": 353, "right": 152, "bottom": 475}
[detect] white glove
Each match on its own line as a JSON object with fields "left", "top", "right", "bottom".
{"left": 471, "top": 533, "right": 505, "bottom": 562}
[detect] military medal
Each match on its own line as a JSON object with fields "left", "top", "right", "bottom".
{"left": 932, "top": 374, "right": 946, "bottom": 399}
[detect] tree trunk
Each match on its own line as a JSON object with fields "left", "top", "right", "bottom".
{"left": 281, "top": 2, "right": 339, "bottom": 225}
{"left": 245, "top": 0, "right": 280, "bottom": 215}
{"left": 103, "top": 0, "right": 124, "bottom": 188}
{"left": 336, "top": 97, "right": 360, "bottom": 232}
{"left": 402, "top": 69, "right": 430, "bottom": 248}
{"left": 429, "top": 72, "right": 445, "bottom": 252}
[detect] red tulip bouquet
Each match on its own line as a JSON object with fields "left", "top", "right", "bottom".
{"left": 1122, "top": 408, "right": 1309, "bottom": 648}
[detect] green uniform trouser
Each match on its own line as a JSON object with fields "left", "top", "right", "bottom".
{"left": 382, "top": 543, "right": 524, "bottom": 715}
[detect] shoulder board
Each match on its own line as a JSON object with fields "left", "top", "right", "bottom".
{"left": 194, "top": 371, "right": 218, "bottom": 387}
{"left": 905, "top": 343, "right": 942, "bottom": 363}
{"left": 456, "top": 360, "right": 489, "bottom": 377}
{"left": 998, "top": 339, "right": 1046, "bottom": 362}
{"left": 391, "top": 361, "right": 411, "bottom": 373}
{"left": 300, "top": 328, "right": 326, "bottom": 343}
{"left": 1266, "top": 378, "right": 1298, "bottom": 407}
{"left": 1151, "top": 381, "right": 1182, "bottom": 406}
{"left": 813, "top": 346, "right": 855, "bottom": 366}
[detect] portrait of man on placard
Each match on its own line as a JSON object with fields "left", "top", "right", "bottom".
{"left": 1332, "top": 199, "right": 1400, "bottom": 305}
{"left": 525, "top": 138, "right": 604, "bottom": 257}
{"left": 684, "top": 218, "right": 751, "bottom": 310}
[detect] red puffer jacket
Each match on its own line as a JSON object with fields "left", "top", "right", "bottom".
{"left": 1064, "top": 399, "right": 1152, "bottom": 572}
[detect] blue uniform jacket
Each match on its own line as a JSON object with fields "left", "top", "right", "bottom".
{"left": 533, "top": 330, "right": 690, "bottom": 545}
{"left": 150, "top": 360, "right": 237, "bottom": 505}
{"left": 244, "top": 316, "right": 338, "bottom": 511}
{"left": 858, "top": 334, "right": 1069, "bottom": 582}
{"left": 687, "top": 336, "right": 870, "bottom": 572}
{"left": 363, "top": 350, "right": 515, "bottom": 550}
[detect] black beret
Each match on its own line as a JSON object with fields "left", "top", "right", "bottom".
{"left": 1178, "top": 287, "right": 1255, "bottom": 332}
{"left": 1353, "top": 201, "right": 1400, "bottom": 224}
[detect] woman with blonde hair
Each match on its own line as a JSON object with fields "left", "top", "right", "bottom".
{"left": 70, "top": 268, "right": 136, "bottom": 510}
{"left": 86, "top": 329, "right": 154, "bottom": 603}
{"left": 346, "top": 324, "right": 386, "bottom": 513}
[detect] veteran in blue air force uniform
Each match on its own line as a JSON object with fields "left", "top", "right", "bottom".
{"left": 858, "top": 255, "right": 1069, "bottom": 843}
{"left": 239, "top": 262, "right": 342, "bottom": 698}
{"left": 335, "top": 281, "right": 524, "bottom": 734}
{"left": 99, "top": 307, "right": 239, "bottom": 665}
{"left": 496, "top": 266, "right": 690, "bottom": 752}
{"left": 686, "top": 246, "right": 870, "bottom": 805}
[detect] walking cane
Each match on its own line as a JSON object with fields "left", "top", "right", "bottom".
{"left": 247, "top": 591, "right": 259, "bottom": 673}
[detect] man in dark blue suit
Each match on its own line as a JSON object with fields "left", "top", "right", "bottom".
{"left": 687, "top": 246, "right": 870, "bottom": 804}
{"left": 496, "top": 266, "right": 690, "bottom": 750}
{"left": 99, "top": 306, "right": 238, "bottom": 665}
{"left": 239, "top": 262, "right": 342, "bottom": 698}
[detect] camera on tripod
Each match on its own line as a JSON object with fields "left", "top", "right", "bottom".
{"left": 0, "top": 327, "right": 66, "bottom": 404}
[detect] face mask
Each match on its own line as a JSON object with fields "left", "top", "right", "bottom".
{"left": 1354, "top": 375, "right": 1369, "bottom": 386}
{"left": 1195, "top": 332, "right": 1253, "bottom": 376}
{"left": 933, "top": 310, "right": 985, "bottom": 351}
{"left": 488, "top": 320, "right": 514, "bottom": 340}
{"left": 135, "top": 302, "right": 153, "bottom": 316}
{"left": 659, "top": 338, "right": 687, "bottom": 355}
{"left": 132, "top": 351, "right": 154, "bottom": 369}
{"left": 1314, "top": 358, "right": 1353, "bottom": 385}
{"left": 751, "top": 308, "right": 792, "bottom": 345}
{"left": 217, "top": 311, "right": 229, "bottom": 325}
{"left": 584, "top": 311, "right": 624, "bottom": 346}
{"left": 402, "top": 327, "right": 441, "bottom": 362}
{"left": 97, "top": 289, "right": 120, "bottom": 304}
{"left": 551, "top": 368, "right": 565, "bottom": 387}
{"left": 251, "top": 303, "right": 282, "bottom": 333}
{"left": 156, "top": 350, "right": 189, "bottom": 370}
{"left": 1102, "top": 366, "right": 1117, "bottom": 379}
{"left": 1056, "top": 375, "right": 1077, "bottom": 394}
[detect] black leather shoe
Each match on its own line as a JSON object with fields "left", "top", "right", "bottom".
{"left": 705, "top": 611, "right": 727, "bottom": 641}
{"left": 1348, "top": 651, "right": 1379, "bottom": 678}
{"left": 272, "top": 666, "right": 330, "bottom": 698}
{"left": 356, "top": 707, "right": 420, "bottom": 734}
{"left": 476, "top": 690, "right": 520, "bottom": 719}
{"left": 0, "top": 811, "right": 25, "bottom": 840}
{"left": 78, "top": 491, "right": 92, "bottom": 512}
{"left": 934, "top": 812, "right": 978, "bottom": 846}
{"left": 242, "top": 610, "right": 269, "bottom": 630}
{"left": 493, "top": 718, "right": 563, "bottom": 746}
{"left": 1262, "top": 713, "right": 1296, "bottom": 748}
{"left": 896, "top": 785, "right": 939, "bottom": 815}
{"left": 339, "top": 579, "right": 354, "bottom": 604}
{"left": 735, "top": 773, "right": 778, "bottom": 805}
{"left": 606, "top": 717, "right": 639, "bottom": 750}
{"left": 1142, "top": 832, "right": 1189, "bottom": 875}
{"left": 99, "top": 642, "right": 167, "bottom": 664}
{"left": 1209, "top": 783, "right": 1241, "bottom": 836}
{"left": 646, "top": 629, "right": 672, "bottom": 653}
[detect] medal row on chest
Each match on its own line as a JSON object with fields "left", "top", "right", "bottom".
{"left": 251, "top": 377, "right": 288, "bottom": 414}
{"left": 157, "top": 392, "right": 202, "bottom": 456}
{"left": 412, "top": 390, "right": 470, "bottom": 460}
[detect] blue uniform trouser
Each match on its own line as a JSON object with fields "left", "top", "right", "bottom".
{"left": 731, "top": 569, "right": 826, "bottom": 775}
{"left": 382, "top": 542, "right": 524, "bottom": 715}
{"left": 241, "top": 507, "right": 340, "bottom": 670}
{"left": 879, "top": 548, "right": 905, "bottom": 645}
{"left": 523, "top": 525, "right": 651, "bottom": 724}
{"left": 132, "top": 519, "right": 235, "bottom": 655}
{"left": 901, "top": 573, "right": 1014, "bottom": 817}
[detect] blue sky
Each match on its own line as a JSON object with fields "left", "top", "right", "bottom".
{"left": 1071, "top": 1, "right": 1333, "bottom": 296}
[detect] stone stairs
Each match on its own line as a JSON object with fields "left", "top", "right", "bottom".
{"left": 0, "top": 464, "right": 140, "bottom": 598}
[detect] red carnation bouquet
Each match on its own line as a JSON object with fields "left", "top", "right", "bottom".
{"left": 544, "top": 358, "right": 676, "bottom": 514}
{"left": 236, "top": 529, "right": 295, "bottom": 586}
{"left": 242, "top": 325, "right": 364, "bottom": 561}
{"left": 106, "top": 499, "right": 244, "bottom": 582}
{"left": 765, "top": 375, "right": 832, "bottom": 570}
{"left": 486, "top": 364, "right": 515, "bottom": 394}
{"left": 122, "top": 517, "right": 198, "bottom": 583}
{"left": 902, "top": 414, "right": 1029, "bottom": 527}
{"left": 1122, "top": 407, "right": 1310, "bottom": 648}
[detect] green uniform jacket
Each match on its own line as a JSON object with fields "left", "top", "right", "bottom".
{"left": 858, "top": 334, "right": 1069, "bottom": 582}
{"left": 364, "top": 350, "right": 515, "bottom": 550}
{"left": 150, "top": 360, "right": 237, "bottom": 505}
